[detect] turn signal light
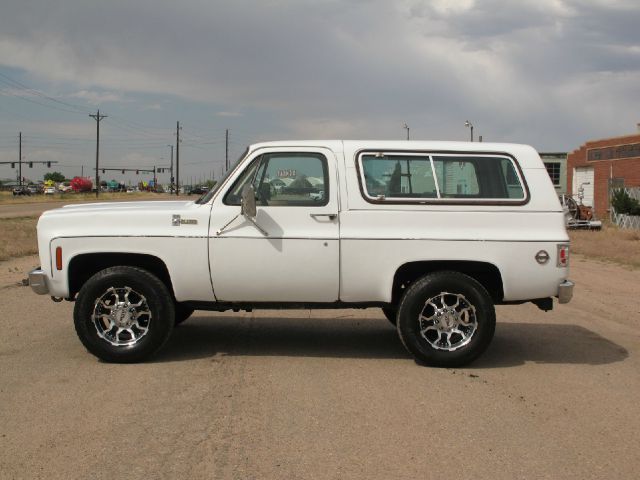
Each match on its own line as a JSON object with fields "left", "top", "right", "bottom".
{"left": 55, "top": 247, "right": 63, "bottom": 271}
{"left": 557, "top": 244, "right": 569, "bottom": 268}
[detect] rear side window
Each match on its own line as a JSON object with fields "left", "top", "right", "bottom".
{"left": 359, "top": 153, "right": 525, "bottom": 202}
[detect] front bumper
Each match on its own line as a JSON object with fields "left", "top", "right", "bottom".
{"left": 557, "top": 280, "right": 574, "bottom": 304}
{"left": 28, "top": 268, "right": 49, "bottom": 295}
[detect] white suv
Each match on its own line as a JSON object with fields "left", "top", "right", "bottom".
{"left": 29, "top": 140, "right": 573, "bottom": 366}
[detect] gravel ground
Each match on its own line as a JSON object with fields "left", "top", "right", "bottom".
{"left": 0, "top": 255, "right": 639, "bottom": 480}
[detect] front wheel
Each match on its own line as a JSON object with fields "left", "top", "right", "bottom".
{"left": 396, "top": 272, "right": 495, "bottom": 367}
{"left": 74, "top": 266, "right": 175, "bottom": 363}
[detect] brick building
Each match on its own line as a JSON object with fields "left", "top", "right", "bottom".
{"left": 567, "top": 132, "right": 640, "bottom": 216}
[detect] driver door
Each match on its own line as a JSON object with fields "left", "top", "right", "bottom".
{"left": 209, "top": 147, "right": 340, "bottom": 302}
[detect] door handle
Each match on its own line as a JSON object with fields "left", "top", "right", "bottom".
{"left": 310, "top": 213, "right": 337, "bottom": 220}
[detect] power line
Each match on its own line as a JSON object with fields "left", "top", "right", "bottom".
{"left": 0, "top": 72, "right": 90, "bottom": 114}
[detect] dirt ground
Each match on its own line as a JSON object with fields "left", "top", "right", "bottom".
{"left": 0, "top": 254, "right": 639, "bottom": 479}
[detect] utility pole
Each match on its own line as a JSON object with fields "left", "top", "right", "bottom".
{"left": 153, "top": 166, "right": 157, "bottom": 191}
{"left": 176, "top": 121, "right": 180, "bottom": 196}
{"left": 90, "top": 110, "right": 107, "bottom": 198}
{"left": 167, "top": 144, "right": 174, "bottom": 193}
{"left": 225, "top": 128, "right": 229, "bottom": 171}
{"left": 18, "top": 132, "right": 22, "bottom": 186}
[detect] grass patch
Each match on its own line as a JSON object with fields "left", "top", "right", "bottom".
{"left": 569, "top": 225, "right": 640, "bottom": 269}
{"left": 0, "top": 216, "right": 38, "bottom": 262}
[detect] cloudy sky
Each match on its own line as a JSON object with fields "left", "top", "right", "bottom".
{"left": 0, "top": 0, "right": 639, "bottom": 184}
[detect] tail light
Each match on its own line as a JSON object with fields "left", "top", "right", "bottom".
{"left": 557, "top": 244, "right": 569, "bottom": 268}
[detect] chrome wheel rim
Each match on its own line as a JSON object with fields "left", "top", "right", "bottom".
{"left": 419, "top": 292, "right": 478, "bottom": 351}
{"left": 92, "top": 287, "right": 152, "bottom": 347}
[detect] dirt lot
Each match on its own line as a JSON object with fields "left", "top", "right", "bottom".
{"left": 0, "top": 254, "right": 639, "bottom": 479}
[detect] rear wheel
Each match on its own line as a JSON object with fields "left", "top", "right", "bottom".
{"left": 396, "top": 271, "right": 495, "bottom": 367}
{"left": 74, "top": 266, "right": 174, "bottom": 363}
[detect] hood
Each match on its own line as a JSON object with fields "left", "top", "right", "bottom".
{"left": 38, "top": 200, "right": 212, "bottom": 239}
{"left": 51, "top": 200, "right": 195, "bottom": 215}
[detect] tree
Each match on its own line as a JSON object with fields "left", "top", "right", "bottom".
{"left": 611, "top": 189, "right": 640, "bottom": 215}
{"left": 44, "top": 171, "right": 66, "bottom": 183}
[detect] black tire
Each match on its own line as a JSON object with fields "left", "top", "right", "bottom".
{"left": 174, "top": 302, "right": 195, "bottom": 326}
{"left": 381, "top": 306, "right": 397, "bottom": 326}
{"left": 73, "top": 266, "right": 175, "bottom": 363}
{"left": 396, "top": 271, "right": 495, "bottom": 368}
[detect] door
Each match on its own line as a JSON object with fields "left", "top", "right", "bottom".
{"left": 573, "top": 166, "right": 594, "bottom": 207}
{"left": 209, "top": 147, "right": 340, "bottom": 302}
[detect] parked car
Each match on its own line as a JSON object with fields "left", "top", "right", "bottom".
{"left": 12, "top": 186, "right": 30, "bottom": 196}
{"left": 190, "top": 186, "right": 208, "bottom": 195}
{"left": 29, "top": 140, "right": 573, "bottom": 366}
{"left": 44, "top": 187, "right": 57, "bottom": 195}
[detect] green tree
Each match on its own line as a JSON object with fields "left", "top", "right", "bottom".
{"left": 611, "top": 189, "right": 640, "bottom": 215}
{"left": 204, "top": 179, "right": 217, "bottom": 189}
{"left": 44, "top": 171, "right": 66, "bottom": 183}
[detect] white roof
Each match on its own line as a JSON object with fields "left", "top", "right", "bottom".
{"left": 248, "top": 140, "right": 543, "bottom": 168}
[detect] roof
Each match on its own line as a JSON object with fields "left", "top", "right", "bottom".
{"left": 247, "top": 140, "right": 543, "bottom": 168}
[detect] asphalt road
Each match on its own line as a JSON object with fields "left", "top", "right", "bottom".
{"left": 1, "top": 255, "right": 639, "bottom": 479}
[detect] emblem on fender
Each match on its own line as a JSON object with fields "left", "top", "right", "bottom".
{"left": 172, "top": 215, "right": 197, "bottom": 226}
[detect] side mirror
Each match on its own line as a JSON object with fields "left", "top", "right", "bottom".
{"left": 241, "top": 184, "right": 257, "bottom": 218}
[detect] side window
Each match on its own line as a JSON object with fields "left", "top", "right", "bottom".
{"left": 358, "top": 153, "right": 526, "bottom": 202}
{"left": 361, "top": 155, "right": 437, "bottom": 198}
{"left": 432, "top": 158, "right": 480, "bottom": 197}
{"left": 432, "top": 156, "right": 524, "bottom": 199}
{"left": 224, "top": 152, "right": 329, "bottom": 206}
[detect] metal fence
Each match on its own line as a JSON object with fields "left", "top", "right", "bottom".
{"left": 610, "top": 187, "right": 640, "bottom": 230}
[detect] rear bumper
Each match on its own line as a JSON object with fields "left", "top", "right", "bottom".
{"left": 28, "top": 268, "right": 49, "bottom": 295}
{"left": 557, "top": 280, "right": 574, "bottom": 304}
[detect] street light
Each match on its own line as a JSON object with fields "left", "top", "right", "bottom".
{"left": 403, "top": 123, "right": 410, "bottom": 140}
{"left": 464, "top": 120, "right": 474, "bottom": 142}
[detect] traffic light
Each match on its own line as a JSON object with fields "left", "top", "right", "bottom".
{"left": 102, "top": 169, "right": 105, "bottom": 174}
{"left": 47, "top": 161, "right": 51, "bottom": 168}
{"left": 11, "top": 163, "right": 15, "bottom": 168}
{"left": 136, "top": 170, "right": 139, "bottom": 175}
{"left": 28, "top": 162, "right": 33, "bottom": 168}
{"left": 121, "top": 169, "right": 125, "bottom": 174}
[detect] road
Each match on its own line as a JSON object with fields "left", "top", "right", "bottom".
{"left": 0, "top": 255, "right": 639, "bottom": 479}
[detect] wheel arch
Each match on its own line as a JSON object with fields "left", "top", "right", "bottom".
{"left": 68, "top": 252, "right": 174, "bottom": 299}
{"left": 390, "top": 260, "right": 504, "bottom": 306}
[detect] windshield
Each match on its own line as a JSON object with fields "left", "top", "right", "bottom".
{"left": 195, "top": 147, "right": 249, "bottom": 204}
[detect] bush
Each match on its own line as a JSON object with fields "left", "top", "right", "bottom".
{"left": 611, "top": 189, "right": 640, "bottom": 215}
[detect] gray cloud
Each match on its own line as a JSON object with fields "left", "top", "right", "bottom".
{"left": 0, "top": 0, "right": 639, "bottom": 152}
